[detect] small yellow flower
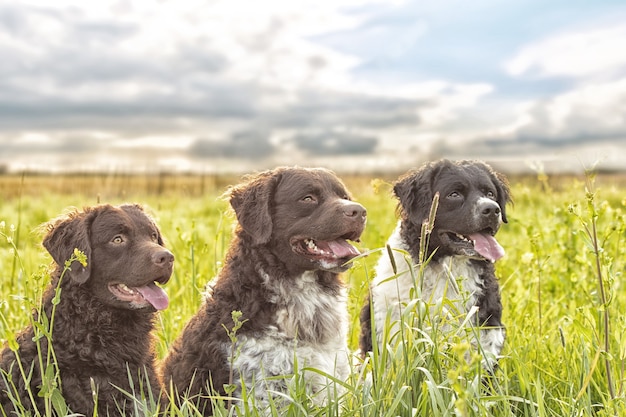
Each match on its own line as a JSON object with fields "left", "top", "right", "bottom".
{"left": 73, "top": 248, "right": 88, "bottom": 267}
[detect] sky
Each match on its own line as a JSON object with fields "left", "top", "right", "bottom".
{"left": 1, "top": 0, "right": 626, "bottom": 174}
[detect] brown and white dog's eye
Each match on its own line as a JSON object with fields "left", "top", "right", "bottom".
{"left": 111, "top": 235, "right": 125, "bottom": 244}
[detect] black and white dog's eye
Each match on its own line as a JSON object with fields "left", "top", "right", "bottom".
{"left": 486, "top": 190, "right": 495, "bottom": 198}
{"left": 448, "top": 191, "right": 461, "bottom": 198}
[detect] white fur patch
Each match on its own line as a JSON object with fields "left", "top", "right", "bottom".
{"left": 228, "top": 270, "right": 350, "bottom": 408}
{"left": 369, "top": 222, "right": 502, "bottom": 364}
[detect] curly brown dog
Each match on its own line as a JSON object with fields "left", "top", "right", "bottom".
{"left": 162, "top": 167, "right": 367, "bottom": 414}
{"left": 0, "top": 204, "right": 174, "bottom": 416}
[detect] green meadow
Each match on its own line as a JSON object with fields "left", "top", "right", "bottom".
{"left": 0, "top": 171, "right": 625, "bottom": 416}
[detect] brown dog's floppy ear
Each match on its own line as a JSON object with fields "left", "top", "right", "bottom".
{"left": 43, "top": 209, "right": 94, "bottom": 284}
{"left": 393, "top": 160, "right": 445, "bottom": 225}
{"left": 228, "top": 169, "right": 281, "bottom": 246}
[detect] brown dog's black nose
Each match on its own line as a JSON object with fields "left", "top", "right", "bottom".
{"left": 152, "top": 249, "right": 174, "bottom": 266}
{"left": 343, "top": 202, "right": 367, "bottom": 219}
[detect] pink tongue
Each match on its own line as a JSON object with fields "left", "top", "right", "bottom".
{"left": 469, "top": 233, "right": 505, "bottom": 262}
{"left": 136, "top": 282, "right": 169, "bottom": 310}
{"left": 326, "top": 239, "right": 360, "bottom": 258}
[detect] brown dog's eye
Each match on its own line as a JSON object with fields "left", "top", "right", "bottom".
{"left": 112, "top": 235, "right": 124, "bottom": 244}
{"left": 301, "top": 195, "right": 316, "bottom": 203}
{"left": 151, "top": 233, "right": 159, "bottom": 242}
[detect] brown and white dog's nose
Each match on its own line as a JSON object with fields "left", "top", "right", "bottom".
{"left": 342, "top": 201, "right": 367, "bottom": 220}
{"left": 152, "top": 249, "right": 175, "bottom": 266}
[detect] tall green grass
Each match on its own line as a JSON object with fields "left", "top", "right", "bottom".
{"left": 0, "top": 173, "right": 625, "bottom": 416}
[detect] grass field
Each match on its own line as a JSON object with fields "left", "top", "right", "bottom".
{"left": 0, "top": 171, "right": 625, "bottom": 416}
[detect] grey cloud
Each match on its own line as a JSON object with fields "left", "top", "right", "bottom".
{"left": 433, "top": 133, "right": 626, "bottom": 160}
{"left": 0, "top": 3, "right": 228, "bottom": 92}
{"left": 0, "top": 136, "right": 105, "bottom": 156}
{"left": 290, "top": 131, "right": 378, "bottom": 156}
{"left": 274, "top": 89, "right": 424, "bottom": 129}
{"left": 190, "top": 131, "right": 275, "bottom": 159}
{"left": 0, "top": 3, "right": 253, "bottom": 136}
{"left": 0, "top": 4, "right": 428, "bottom": 155}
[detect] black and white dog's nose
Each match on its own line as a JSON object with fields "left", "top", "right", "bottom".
{"left": 478, "top": 199, "right": 501, "bottom": 219}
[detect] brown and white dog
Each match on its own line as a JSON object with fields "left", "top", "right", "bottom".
{"left": 162, "top": 167, "right": 367, "bottom": 413}
{"left": 359, "top": 159, "right": 511, "bottom": 371}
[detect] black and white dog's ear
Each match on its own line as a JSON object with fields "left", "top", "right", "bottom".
{"left": 42, "top": 209, "right": 94, "bottom": 284}
{"left": 476, "top": 161, "right": 512, "bottom": 224}
{"left": 229, "top": 170, "right": 281, "bottom": 246}
{"left": 393, "top": 161, "right": 444, "bottom": 225}
{"left": 493, "top": 171, "right": 512, "bottom": 224}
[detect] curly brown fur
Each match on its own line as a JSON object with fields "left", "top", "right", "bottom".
{"left": 0, "top": 204, "right": 174, "bottom": 416}
{"left": 162, "top": 166, "right": 366, "bottom": 414}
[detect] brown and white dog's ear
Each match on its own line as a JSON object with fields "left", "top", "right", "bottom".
{"left": 228, "top": 170, "right": 281, "bottom": 246}
{"left": 393, "top": 161, "right": 445, "bottom": 226}
{"left": 42, "top": 209, "right": 94, "bottom": 284}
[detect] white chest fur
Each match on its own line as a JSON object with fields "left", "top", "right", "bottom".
{"left": 228, "top": 270, "right": 350, "bottom": 407}
{"left": 370, "top": 223, "right": 484, "bottom": 342}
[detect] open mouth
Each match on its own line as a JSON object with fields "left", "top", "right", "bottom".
{"left": 108, "top": 279, "right": 169, "bottom": 310}
{"left": 442, "top": 228, "right": 505, "bottom": 262}
{"left": 291, "top": 234, "right": 361, "bottom": 268}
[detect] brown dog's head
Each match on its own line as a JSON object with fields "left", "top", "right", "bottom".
{"left": 394, "top": 159, "right": 511, "bottom": 262}
{"left": 43, "top": 204, "right": 174, "bottom": 311}
{"left": 228, "top": 167, "right": 367, "bottom": 274}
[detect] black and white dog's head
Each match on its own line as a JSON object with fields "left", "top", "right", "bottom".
{"left": 394, "top": 159, "right": 511, "bottom": 262}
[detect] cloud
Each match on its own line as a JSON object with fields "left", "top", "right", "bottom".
{"left": 190, "top": 132, "right": 275, "bottom": 159}
{"left": 290, "top": 131, "right": 378, "bottom": 156}
{"left": 271, "top": 88, "right": 425, "bottom": 130}
{"left": 509, "top": 77, "right": 626, "bottom": 141}
{"left": 1, "top": 135, "right": 105, "bottom": 155}
{"left": 506, "top": 23, "right": 626, "bottom": 79}
{"left": 440, "top": 76, "right": 626, "bottom": 161}
{"left": 1, "top": 0, "right": 625, "bottom": 174}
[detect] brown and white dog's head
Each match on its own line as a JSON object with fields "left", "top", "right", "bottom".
{"left": 43, "top": 204, "right": 174, "bottom": 311}
{"left": 394, "top": 159, "right": 511, "bottom": 262}
{"left": 228, "top": 166, "right": 367, "bottom": 274}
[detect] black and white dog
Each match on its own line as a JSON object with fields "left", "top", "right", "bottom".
{"left": 359, "top": 159, "right": 511, "bottom": 371}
